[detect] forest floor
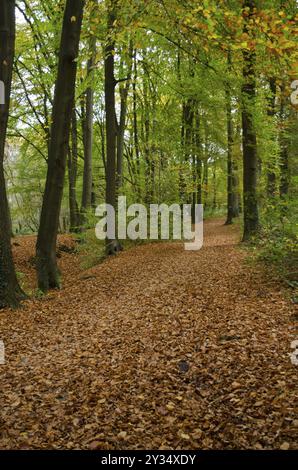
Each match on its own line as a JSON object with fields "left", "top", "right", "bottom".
{"left": 0, "top": 218, "right": 297, "bottom": 450}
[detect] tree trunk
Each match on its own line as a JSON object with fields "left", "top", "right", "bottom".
{"left": 212, "top": 158, "right": 217, "bottom": 211}
{"left": 203, "top": 120, "right": 209, "bottom": 208}
{"left": 225, "top": 83, "right": 234, "bottom": 224}
{"left": 81, "top": 34, "right": 96, "bottom": 214}
{"left": 225, "top": 55, "right": 239, "bottom": 225}
{"left": 132, "top": 50, "right": 140, "bottom": 181}
{"left": 279, "top": 83, "right": 290, "bottom": 201}
{"left": 104, "top": 0, "right": 121, "bottom": 254}
{"left": 68, "top": 109, "right": 79, "bottom": 232}
{"left": 241, "top": 0, "right": 259, "bottom": 241}
{"left": 36, "top": 0, "right": 84, "bottom": 291}
{"left": 180, "top": 98, "right": 194, "bottom": 207}
{"left": 266, "top": 77, "right": 277, "bottom": 197}
{"left": 191, "top": 106, "right": 201, "bottom": 222}
{"left": 142, "top": 60, "right": 152, "bottom": 205}
{"left": 116, "top": 43, "right": 133, "bottom": 193}
{"left": 195, "top": 110, "right": 202, "bottom": 206}
{"left": 0, "top": 0, "right": 26, "bottom": 308}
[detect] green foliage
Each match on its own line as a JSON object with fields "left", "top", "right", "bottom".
{"left": 3, "top": 0, "right": 298, "bottom": 283}
{"left": 256, "top": 200, "right": 298, "bottom": 287}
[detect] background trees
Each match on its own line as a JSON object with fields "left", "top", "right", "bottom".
{"left": 0, "top": 0, "right": 297, "bottom": 303}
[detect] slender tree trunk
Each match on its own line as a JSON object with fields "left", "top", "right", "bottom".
{"left": 132, "top": 50, "right": 140, "bottom": 180}
{"left": 212, "top": 159, "right": 217, "bottom": 210}
{"left": 191, "top": 105, "right": 201, "bottom": 223}
{"left": 225, "top": 83, "right": 234, "bottom": 224}
{"left": 142, "top": 61, "right": 151, "bottom": 205}
{"left": 266, "top": 77, "right": 277, "bottom": 197}
{"left": 68, "top": 109, "right": 79, "bottom": 232}
{"left": 233, "top": 123, "right": 241, "bottom": 215}
{"left": 182, "top": 97, "right": 194, "bottom": 209}
{"left": 225, "top": 55, "right": 239, "bottom": 224}
{"left": 194, "top": 110, "right": 202, "bottom": 206}
{"left": 36, "top": 0, "right": 84, "bottom": 291}
{"left": 105, "top": 0, "right": 121, "bottom": 254}
{"left": 279, "top": 83, "right": 290, "bottom": 201}
{"left": 203, "top": 120, "right": 209, "bottom": 208}
{"left": 0, "top": 0, "right": 26, "bottom": 308}
{"left": 81, "top": 34, "right": 96, "bottom": 214}
{"left": 241, "top": 0, "right": 259, "bottom": 241}
{"left": 184, "top": 98, "right": 194, "bottom": 164}
{"left": 179, "top": 102, "right": 187, "bottom": 204}
{"left": 203, "top": 159, "right": 208, "bottom": 207}
{"left": 116, "top": 42, "right": 132, "bottom": 194}
{"left": 150, "top": 92, "right": 157, "bottom": 203}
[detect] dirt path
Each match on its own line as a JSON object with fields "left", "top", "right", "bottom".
{"left": 0, "top": 219, "right": 297, "bottom": 449}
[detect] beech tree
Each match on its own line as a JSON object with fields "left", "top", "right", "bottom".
{"left": 241, "top": 0, "right": 259, "bottom": 241}
{"left": 0, "top": 0, "right": 26, "bottom": 308}
{"left": 36, "top": 0, "right": 85, "bottom": 291}
{"left": 225, "top": 52, "right": 240, "bottom": 226}
{"left": 81, "top": 33, "right": 96, "bottom": 216}
{"left": 104, "top": 0, "right": 122, "bottom": 254}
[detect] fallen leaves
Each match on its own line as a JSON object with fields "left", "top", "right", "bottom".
{"left": 0, "top": 219, "right": 297, "bottom": 450}
{"left": 231, "top": 381, "right": 242, "bottom": 390}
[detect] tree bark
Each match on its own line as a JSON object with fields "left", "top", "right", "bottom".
{"left": 225, "top": 55, "right": 239, "bottom": 225}
{"left": 203, "top": 119, "right": 209, "bottom": 208}
{"left": 195, "top": 110, "right": 202, "bottom": 206}
{"left": 104, "top": 0, "right": 121, "bottom": 254}
{"left": 68, "top": 109, "right": 79, "bottom": 232}
{"left": 279, "top": 83, "right": 290, "bottom": 201}
{"left": 266, "top": 78, "right": 277, "bottom": 197}
{"left": 0, "top": 0, "right": 26, "bottom": 308}
{"left": 241, "top": 0, "right": 259, "bottom": 241}
{"left": 132, "top": 50, "right": 140, "bottom": 181}
{"left": 225, "top": 83, "right": 234, "bottom": 224}
{"left": 142, "top": 60, "right": 152, "bottom": 205}
{"left": 81, "top": 34, "right": 96, "bottom": 213}
{"left": 36, "top": 0, "right": 84, "bottom": 291}
{"left": 180, "top": 97, "right": 194, "bottom": 207}
{"left": 191, "top": 106, "right": 201, "bottom": 222}
{"left": 116, "top": 43, "right": 132, "bottom": 192}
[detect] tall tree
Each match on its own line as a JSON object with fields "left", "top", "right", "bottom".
{"left": 81, "top": 34, "right": 96, "bottom": 215}
{"left": 116, "top": 42, "right": 133, "bottom": 192}
{"left": 241, "top": 0, "right": 259, "bottom": 241}
{"left": 104, "top": 0, "right": 121, "bottom": 254}
{"left": 36, "top": 0, "right": 84, "bottom": 291}
{"left": 0, "top": 0, "right": 26, "bottom": 308}
{"left": 279, "top": 82, "right": 290, "bottom": 202}
{"left": 68, "top": 109, "right": 80, "bottom": 232}
{"left": 266, "top": 77, "right": 277, "bottom": 198}
{"left": 225, "top": 52, "right": 239, "bottom": 225}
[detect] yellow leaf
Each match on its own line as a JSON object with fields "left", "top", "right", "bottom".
{"left": 166, "top": 402, "right": 175, "bottom": 411}
{"left": 280, "top": 442, "right": 290, "bottom": 450}
{"left": 179, "top": 432, "right": 191, "bottom": 440}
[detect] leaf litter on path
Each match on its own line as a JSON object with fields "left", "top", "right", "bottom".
{"left": 0, "top": 219, "right": 297, "bottom": 449}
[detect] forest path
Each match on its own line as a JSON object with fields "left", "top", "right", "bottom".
{"left": 0, "top": 219, "right": 297, "bottom": 449}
